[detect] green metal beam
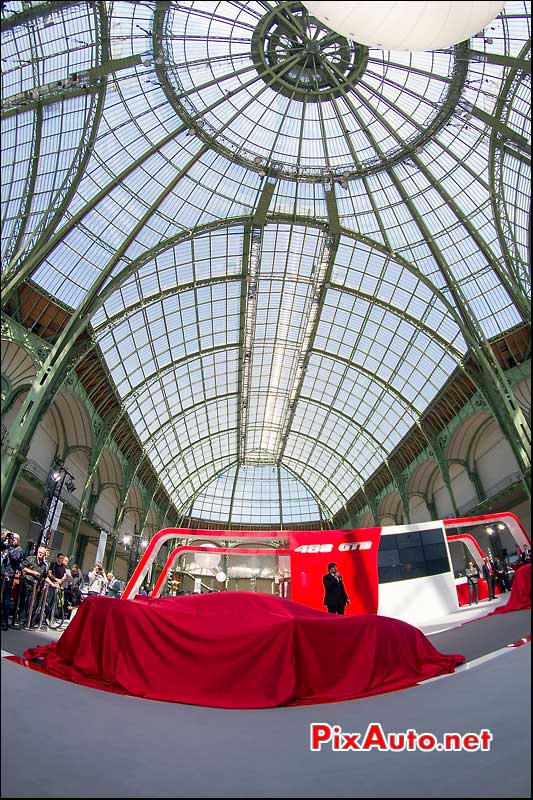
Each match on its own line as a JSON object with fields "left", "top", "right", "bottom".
{"left": 0, "top": 145, "right": 209, "bottom": 514}
{"left": 410, "top": 152, "right": 530, "bottom": 322}
{"left": 324, "top": 44, "right": 528, "bottom": 320}
{"left": 1, "top": 84, "right": 99, "bottom": 120}
{"left": 153, "top": 422, "right": 361, "bottom": 505}
{"left": 89, "top": 214, "right": 478, "bottom": 344}
{"left": 120, "top": 344, "right": 234, "bottom": 405}
{"left": 159, "top": 454, "right": 239, "bottom": 507}
{"left": 468, "top": 103, "right": 530, "bottom": 155}
{"left": 323, "top": 66, "right": 530, "bottom": 483}
{"left": 1, "top": 211, "right": 476, "bottom": 518}
{"left": 281, "top": 462, "right": 332, "bottom": 522}
{"left": 311, "top": 345, "right": 425, "bottom": 425}
{"left": 384, "top": 170, "right": 531, "bottom": 484}
{"left": 1, "top": 125, "right": 205, "bottom": 300}
{"left": 489, "top": 42, "right": 531, "bottom": 302}
{"left": 253, "top": 180, "right": 277, "bottom": 225}
{"left": 276, "top": 191, "right": 340, "bottom": 464}
{"left": 468, "top": 47, "right": 531, "bottom": 74}
{"left": 0, "top": 1, "right": 79, "bottom": 31}
{"left": 137, "top": 392, "right": 239, "bottom": 451}
{"left": 236, "top": 226, "right": 252, "bottom": 465}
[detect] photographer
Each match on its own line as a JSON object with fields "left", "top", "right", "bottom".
{"left": 87, "top": 564, "right": 108, "bottom": 596}
{"left": 19, "top": 545, "right": 49, "bottom": 625}
{"left": 1, "top": 529, "right": 25, "bottom": 630}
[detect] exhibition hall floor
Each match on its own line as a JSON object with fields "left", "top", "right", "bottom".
{"left": 1, "top": 599, "right": 531, "bottom": 799}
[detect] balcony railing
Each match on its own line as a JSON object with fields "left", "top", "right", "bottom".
{"left": 457, "top": 471, "right": 524, "bottom": 516}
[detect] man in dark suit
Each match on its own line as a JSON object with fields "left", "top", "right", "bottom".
{"left": 322, "top": 562, "right": 350, "bottom": 614}
{"left": 492, "top": 558, "right": 508, "bottom": 593}
{"left": 481, "top": 556, "right": 496, "bottom": 600}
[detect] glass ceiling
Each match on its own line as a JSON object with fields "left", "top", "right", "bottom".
{"left": 1, "top": 1, "right": 531, "bottom": 526}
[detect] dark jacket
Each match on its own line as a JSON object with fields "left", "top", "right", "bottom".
{"left": 481, "top": 561, "right": 494, "bottom": 581}
{"left": 0, "top": 542, "right": 24, "bottom": 578}
{"left": 323, "top": 572, "right": 349, "bottom": 608}
{"left": 21, "top": 554, "right": 49, "bottom": 586}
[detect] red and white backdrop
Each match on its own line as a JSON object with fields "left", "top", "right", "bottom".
{"left": 289, "top": 528, "right": 382, "bottom": 615}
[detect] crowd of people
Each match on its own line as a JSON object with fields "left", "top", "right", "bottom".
{"left": 464, "top": 550, "right": 526, "bottom": 605}
{"left": 0, "top": 527, "right": 126, "bottom": 630}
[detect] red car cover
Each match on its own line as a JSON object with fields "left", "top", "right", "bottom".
{"left": 487, "top": 563, "right": 531, "bottom": 616}
{"left": 24, "top": 593, "right": 464, "bottom": 708}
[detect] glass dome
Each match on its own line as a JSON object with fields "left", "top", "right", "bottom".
{"left": 1, "top": 1, "right": 530, "bottom": 527}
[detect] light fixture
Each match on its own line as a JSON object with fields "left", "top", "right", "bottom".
{"left": 497, "top": 523, "right": 506, "bottom": 530}
{"left": 123, "top": 534, "right": 132, "bottom": 546}
{"left": 301, "top": 1, "right": 505, "bottom": 51}
{"left": 215, "top": 571, "right": 227, "bottom": 583}
{"left": 486, "top": 526, "right": 495, "bottom": 534}
{"left": 141, "top": 539, "right": 148, "bottom": 549}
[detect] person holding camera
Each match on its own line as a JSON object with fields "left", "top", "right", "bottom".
{"left": 1, "top": 529, "right": 24, "bottom": 630}
{"left": 87, "top": 564, "right": 108, "bottom": 596}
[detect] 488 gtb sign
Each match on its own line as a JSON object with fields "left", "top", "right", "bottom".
{"left": 294, "top": 542, "right": 373, "bottom": 554}
{"left": 289, "top": 529, "right": 381, "bottom": 614}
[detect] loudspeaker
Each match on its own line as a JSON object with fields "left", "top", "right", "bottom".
{"left": 28, "top": 520, "right": 43, "bottom": 542}
{"left": 24, "top": 539, "right": 36, "bottom": 557}
{"left": 50, "top": 530, "right": 64, "bottom": 551}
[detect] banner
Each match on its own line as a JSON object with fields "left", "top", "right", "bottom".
{"left": 289, "top": 528, "right": 382, "bottom": 615}
{"left": 95, "top": 529, "right": 108, "bottom": 566}
{"left": 41, "top": 498, "right": 63, "bottom": 548}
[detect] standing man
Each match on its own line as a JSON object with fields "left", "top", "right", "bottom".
{"left": 19, "top": 545, "right": 49, "bottom": 625}
{"left": 105, "top": 572, "right": 122, "bottom": 598}
{"left": 322, "top": 562, "right": 350, "bottom": 615}
{"left": 465, "top": 560, "right": 480, "bottom": 605}
{"left": 481, "top": 556, "right": 496, "bottom": 601}
{"left": 44, "top": 552, "right": 67, "bottom": 623}
{"left": 1, "top": 529, "right": 25, "bottom": 630}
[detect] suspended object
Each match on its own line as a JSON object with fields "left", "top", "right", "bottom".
{"left": 301, "top": 1, "right": 505, "bottom": 51}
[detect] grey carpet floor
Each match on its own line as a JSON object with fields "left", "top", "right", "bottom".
{"left": 1, "top": 610, "right": 531, "bottom": 799}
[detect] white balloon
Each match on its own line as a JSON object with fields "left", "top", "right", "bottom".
{"left": 302, "top": 2, "right": 505, "bottom": 51}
